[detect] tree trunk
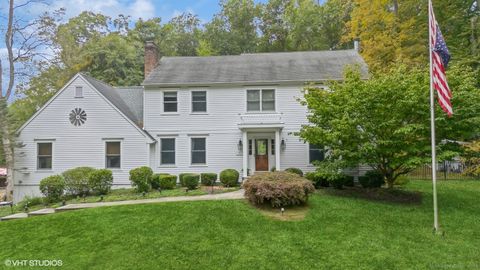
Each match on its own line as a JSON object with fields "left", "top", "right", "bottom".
{"left": 386, "top": 178, "right": 394, "bottom": 189}
{"left": 0, "top": 98, "right": 14, "bottom": 201}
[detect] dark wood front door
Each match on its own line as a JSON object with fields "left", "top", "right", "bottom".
{"left": 255, "top": 139, "right": 269, "bottom": 171}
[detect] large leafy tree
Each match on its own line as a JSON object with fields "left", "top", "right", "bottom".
{"left": 298, "top": 65, "right": 480, "bottom": 188}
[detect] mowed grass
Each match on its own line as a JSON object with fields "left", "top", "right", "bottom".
{"left": 0, "top": 180, "right": 479, "bottom": 270}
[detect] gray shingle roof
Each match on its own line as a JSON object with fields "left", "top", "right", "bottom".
{"left": 143, "top": 50, "right": 368, "bottom": 86}
{"left": 115, "top": 86, "right": 144, "bottom": 125}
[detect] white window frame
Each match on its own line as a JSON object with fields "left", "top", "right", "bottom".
{"left": 159, "top": 137, "right": 176, "bottom": 166}
{"left": 75, "top": 86, "right": 83, "bottom": 98}
{"left": 104, "top": 140, "right": 122, "bottom": 169}
{"left": 36, "top": 140, "right": 54, "bottom": 171}
{"left": 190, "top": 90, "right": 208, "bottom": 114}
{"left": 246, "top": 89, "right": 276, "bottom": 113}
{"left": 190, "top": 136, "right": 208, "bottom": 166}
{"left": 162, "top": 90, "right": 178, "bottom": 114}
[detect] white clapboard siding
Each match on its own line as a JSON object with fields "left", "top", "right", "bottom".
{"left": 14, "top": 76, "right": 149, "bottom": 202}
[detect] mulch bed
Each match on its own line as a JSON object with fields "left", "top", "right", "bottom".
{"left": 321, "top": 186, "right": 423, "bottom": 205}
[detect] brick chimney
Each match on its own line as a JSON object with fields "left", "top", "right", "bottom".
{"left": 144, "top": 41, "right": 159, "bottom": 78}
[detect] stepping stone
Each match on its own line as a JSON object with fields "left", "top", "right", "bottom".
{"left": 1, "top": 213, "right": 28, "bottom": 221}
{"left": 28, "top": 208, "right": 55, "bottom": 216}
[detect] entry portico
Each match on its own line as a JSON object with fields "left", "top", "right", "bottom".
{"left": 239, "top": 113, "right": 284, "bottom": 178}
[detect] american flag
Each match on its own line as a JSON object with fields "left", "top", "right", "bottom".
{"left": 429, "top": 1, "right": 452, "bottom": 116}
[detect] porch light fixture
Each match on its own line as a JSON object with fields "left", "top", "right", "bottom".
{"left": 238, "top": 140, "right": 243, "bottom": 151}
{"left": 281, "top": 139, "right": 286, "bottom": 150}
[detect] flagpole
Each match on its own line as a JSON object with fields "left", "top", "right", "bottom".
{"left": 428, "top": 0, "right": 440, "bottom": 233}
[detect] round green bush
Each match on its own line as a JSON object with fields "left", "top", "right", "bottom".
{"left": 151, "top": 173, "right": 170, "bottom": 190}
{"left": 343, "top": 175, "right": 355, "bottom": 187}
{"left": 159, "top": 174, "right": 177, "bottom": 190}
{"left": 201, "top": 173, "right": 217, "bottom": 186}
{"left": 220, "top": 169, "right": 239, "bottom": 187}
{"left": 39, "top": 175, "right": 65, "bottom": 202}
{"left": 243, "top": 171, "right": 315, "bottom": 207}
{"left": 183, "top": 174, "right": 200, "bottom": 190}
{"left": 179, "top": 173, "right": 193, "bottom": 187}
{"left": 305, "top": 172, "right": 329, "bottom": 188}
{"left": 129, "top": 166, "right": 153, "bottom": 193}
{"left": 62, "top": 167, "right": 96, "bottom": 196}
{"left": 88, "top": 169, "right": 113, "bottom": 195}
{"left": 285, "top": 167, "right": 303, "bottom": 176}
{"left": 360, "top": 170, "right": 384, "bottom": 188}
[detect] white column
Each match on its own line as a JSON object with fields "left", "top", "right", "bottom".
{"left": 242, "top": 130, "right": 248, "bottom": 178}
{"left": 275, "top": 129, "right": 281, "bottom": 171}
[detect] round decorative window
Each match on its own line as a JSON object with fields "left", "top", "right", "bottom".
{"left": 69, "top": 108, "right": 87, "bottom": 126}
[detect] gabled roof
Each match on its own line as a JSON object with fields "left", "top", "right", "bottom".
{"left": 115, "top": 86, "right": 144, "bottom": 125}
{"left": 143, "top": 50, "right": 368, "bottom": 87}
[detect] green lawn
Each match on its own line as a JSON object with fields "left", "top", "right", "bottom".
{"left": 0, "top": 180, "right": 479, "bottom": 270}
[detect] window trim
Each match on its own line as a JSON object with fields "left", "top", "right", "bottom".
{"left": 190, "top": 90, "right": 208, "bottom": 114}
{"left": 36, "top": 141, "right": 54, "bottom": 171}
{"left": 159, "top": 137, "right": 176, "bottom": 166}
{"left": 162, "top": 90, "right": 178, "bottom": 114}
{"left": 105, "top": 140, "right": 122, "bottom": 169}
{"left": 246, "top": 89, "right": 276, "bottom": 113}
{"left": 190, "top": 136, "right": 207, "bottom": 166}
{"left": 75, "top": 86, "right": 83, "bottom": 98}
{"left": 309, "top": 143, "right": 325, "bottom": 164}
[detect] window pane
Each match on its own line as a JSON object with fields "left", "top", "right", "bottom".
{"left": 247, "top": 90, "right": 260, "bottom": 101}
{"left": 262, "top": 100, "right": 275, "bottom": 111}
{"left": 106, "top": 142, "right": 121, "bottom": 155}
{"left": 247, "top": 101, "right": 260, "bottom": 111}
{"left": 192, "top": 91, "right": 206, "bottom": 101}
{"left": 309, "top": 144, "right": 324, "bottom": 163}
{"left": 38, "top": 143, "right": 52, "bottom": 156}
{"left": 248, "top": 140, "right": 252, "bottom": 155}
{"left": 164, "top": 92, "right": 177, "bottom": 101}
{"left": 192, "top": 151, "right": 206, "bottom": 164}
{"left": 192, "top": 102, "right": 207, "bottom": 112}
{"left": 161, "top": 139, "right": 175, "bottom": 151}
{"left": 38, "top": 157, "right": 52, "bottom": 169}
{"left": 262, "top": 90, "right": 275, "bottom": 100}
{"left": 271, "top": 139, "right": 275, "bottom": 155}
{"left": 164, "top": 103, "right": 177, "bottom": 112}
{"left": 161, "top": 152, "right": 175, "bottom": 165}
{"left": 107, "top": 156, "right": 121, "bottom": 168}
{"left": 192, "top": 138, "right": 206, "bottom": 151}
{"left": 75, "top": 86, "right": 83, "bottom": 97}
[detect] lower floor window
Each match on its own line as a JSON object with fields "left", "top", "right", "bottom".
{"left": 106, "top": 141, "right": 121, "bottom": 168}
{"left": 160, "top": 138, "right": 176, "bottom": 165}
{"left": 309, "top": 144, "right": 324, "bottom": 164}
{"left": 191, "top": 138, "right": 206, "bottom": 164}
{"left": 37, "top": 142, "right": 52, "bottom": 169}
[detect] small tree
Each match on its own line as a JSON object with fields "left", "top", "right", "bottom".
{"left": 298, "top": 65, "right": 480, "bottom": 188}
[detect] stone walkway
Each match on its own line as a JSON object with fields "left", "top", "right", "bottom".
{"left": 1, "top": 189, "right": 245, "bottom": 221}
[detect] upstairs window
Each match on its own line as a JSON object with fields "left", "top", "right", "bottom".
{"left": 106, "top": 141, "right": 121, "bottom": 168}
{"left": 163, "top": 91, "right": 178, "bottom": 112}
{"left": 160, "top": 138, "right": 175, "bottom": 165}
{"left": 37, "top": 142, "right": 52, "bottom": 170}
{"left": 75, "top": 86, "right": 83, "bottom": 98}
{"left": 247, "top": 89, "right": 275, "bottom": 112}
{"left": 192, "top": 91, "right": 207, "bottom": 113}
{"left": 191, "top": 138, "right": 206, "bottom": 165}
{"left": 309, "top": 144, "right": 325, "bottom": 164}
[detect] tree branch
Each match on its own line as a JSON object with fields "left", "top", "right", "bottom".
{"left": 4, "top": 0, "right": 15, "bottom": 100}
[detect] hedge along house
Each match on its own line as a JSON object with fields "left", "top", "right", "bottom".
{"left": 13, "top": 41, "right": 368, "bottom": 202}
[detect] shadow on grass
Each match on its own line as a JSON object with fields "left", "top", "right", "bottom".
{"left": 320, "top": 186, "right": 423, "bottom": 205}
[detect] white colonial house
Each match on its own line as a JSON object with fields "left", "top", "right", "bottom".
{"left": 13, "top": 42, "right": 368, "bottom": 202}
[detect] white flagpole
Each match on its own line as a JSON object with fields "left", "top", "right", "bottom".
{"left": 428, "top": 0, "right": 440, "bottom": 232}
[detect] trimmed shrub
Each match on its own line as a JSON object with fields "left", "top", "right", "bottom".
{"left": 179, "top": 173, "right": 193, "bottom": 186}
{"left": 329, "top": 174, "right": 347, "bottom": 189}
{"left": 129, "top": 166, "right": 153, "bottom": 193}
{"left": 201, "top": 173, "right": 217, "bottom": 186}
{"left": 359, "top": 170, "right": 384, "bottom": 188}
{"left": 39, "top": 175, "right": 65, "bottom": 202}
{"left": 151, "top": 173, "right": 170, "bottom": 190}
{"left": 220, "top": 169, "right": 239, "bottom": 187}
{"left": 63, "top": 167, "right": 96, "bottom": 196}
{"left": 243, "top": 171, "right": 315, "bottom": 207}
{"left": 183, "top": 174, "right": 200, "bottom": 190}
{"left": 285, "top": 167, "right": 303, "bottom": 176}
{"left": 88, "top": 169, "right": 113, "bottom": 195}
{"left": 159, "top": 174, "right": 177, "bottom": 190}
{"left": 344, "top": 175, "right": 355, "bottom": 187}
{"left": 304, "top": 172, "right": 329, "bottom": 188}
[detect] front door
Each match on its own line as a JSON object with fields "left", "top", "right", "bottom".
{"left": 255, "top": 139, "right": 269, "bottom": 171}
